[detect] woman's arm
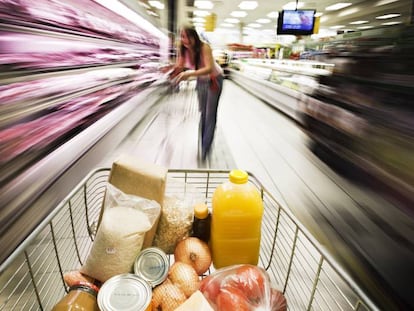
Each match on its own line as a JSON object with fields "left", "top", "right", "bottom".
{"left": 176, "top": 43, "right": 214, "bottom": 81}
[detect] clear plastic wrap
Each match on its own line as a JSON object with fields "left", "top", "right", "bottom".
{"left": 199, "top": 264, "right": 287, "bottom": 311}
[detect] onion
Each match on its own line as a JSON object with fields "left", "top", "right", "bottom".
{"left": 174, "top": 237, "right": 212, "bottom": 275}
{"left": 169, "top": 261, "right": 200, "bottom": 297}
{"left": 152, "top": 281, "right": 187, "bottom": 311}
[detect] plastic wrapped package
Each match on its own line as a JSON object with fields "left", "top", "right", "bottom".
{"left": 199, "top": 264, "right": 287, "bottom": 311}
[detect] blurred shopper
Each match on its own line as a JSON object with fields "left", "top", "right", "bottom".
{"left": 172, "top": 25, "right": 224, "bottom": 160}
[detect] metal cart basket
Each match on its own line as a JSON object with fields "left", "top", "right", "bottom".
{"left": 0, "top": 168, "right": 379, "bottom": 310}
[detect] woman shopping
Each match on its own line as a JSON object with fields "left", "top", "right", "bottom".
{"left": 172, "top": 25, "right": 224, "bottom": 160}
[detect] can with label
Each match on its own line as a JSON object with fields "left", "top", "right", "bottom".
{"left": 134, "top": 247, "right": 169, "bottom": 287}
{"left": 97, "top": 274, "right": 152, "bottom": 311}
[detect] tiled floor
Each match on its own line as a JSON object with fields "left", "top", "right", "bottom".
{"left": 97, "top": 79, "right": 414, "bottom": 309}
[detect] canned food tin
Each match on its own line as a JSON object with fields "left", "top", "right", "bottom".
{"left": 134, "top": 247, "right": 169, "bottom": 287}
{"left": 97, "top": 274, "right": 152, "bottom": 311}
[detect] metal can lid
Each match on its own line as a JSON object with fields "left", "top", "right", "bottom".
{"left": 97, "top": 274, "right": 152, "bottom": 311}
{"left": 134, "top": 247, "right": 169, "bottom": 287}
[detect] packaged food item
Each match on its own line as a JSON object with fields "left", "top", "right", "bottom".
{"left": 104, "top": 154, "right": 167, "bottom": 248}
{"left": 210, "top": 169, "right": 263, "bottom": 268}
{"left": 191, "top": 203, "right": 211, "bottom": 243}
{"left": 199, "top": 264, "right": 287, "bottom": 311}
{"left": 80, "top": 205, "right": 153, "bottom": 282}
{"left": 97, "top": 274, "right": 152, "bottom": 311}
{"left": 52, "top": 282, "right": 99, "bottom": 311}
{"left": 134, "top": 247, "right": 169, "bottom": 287}
{"left": 152, "top": 195, "right": 194, "bottom": 254}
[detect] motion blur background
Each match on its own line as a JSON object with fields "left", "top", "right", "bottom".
{"left": 0, "top": 0, "right": 413, "bottom": 310}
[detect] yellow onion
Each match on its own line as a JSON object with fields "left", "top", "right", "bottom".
{"left": 168, "top": 261, "right": 200, "bottom": 297}
{"left": 152, "top": 281, "right": 187, "bottom": 311}
{"left": 174, "top": 237, "right": 212, "bottom": 275}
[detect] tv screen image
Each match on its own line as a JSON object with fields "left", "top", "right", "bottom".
{"left": 277, "top": 9, "right": 316, "bottom": 35}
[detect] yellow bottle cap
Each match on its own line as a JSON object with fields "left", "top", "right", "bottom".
{"left": 229, "top": 169, "right": 248, "bottom": 184}
{"left": 194, "top": 203, "right": 209, "bottom": 219}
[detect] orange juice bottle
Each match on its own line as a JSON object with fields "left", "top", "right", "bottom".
{"left": 210, "top": 169, "right": 264, "bottom": 268}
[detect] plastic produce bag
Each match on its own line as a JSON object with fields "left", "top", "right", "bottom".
{"left": 152, "top": 177, "right": 204, "bottom": 254}
{"left": 80, "top": 183, "right": 161, "bottom": 282}
{"left": 199, "top": 264, "right": 287, "bottom": 311}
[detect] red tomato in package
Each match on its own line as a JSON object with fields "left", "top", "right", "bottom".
{"left": 199, "top": 264, "right": 284, "bottom": 310}
{"left": 217, "top": 288, "right": 250, "bottom": 311}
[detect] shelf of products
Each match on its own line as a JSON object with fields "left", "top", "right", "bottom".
{"left": 0, "top": 0, "right": 169, "bottom": 261}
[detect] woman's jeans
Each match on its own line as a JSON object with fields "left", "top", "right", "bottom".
{"left": 196, "top": 75, "right": 224, "bottom": 158}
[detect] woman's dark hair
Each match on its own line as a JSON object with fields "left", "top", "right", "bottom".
{"left": 179, "top": 26, "right": 202, "bottom": 69}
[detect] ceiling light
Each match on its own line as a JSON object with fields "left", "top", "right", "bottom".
{"left": 247, "top": 23, "right": 262, "bottom": 28}
{"left": 338, "top": 8, "right": 358, "bottom": 17}
{"left": 330, "top": 25, "right": 345, "bottom": 29}
{"left": 320, "top": 15, "right": 329, "bottom": 23}
{"left": 148, "top": 1, "right": 164, "bottom": 10}
{"left": 194, "top": 10, "right": 210, "bottom": 17}
{"left": 256, "top": 18, "right": 271, "bottom": 23}
{"left": 220, "top": 23, "right": 235, "bottom": 27}
{"left": 325, "top": 3, "right": 352, "bottom": 11}
{"left": 224, "top": 18, "right": 240, "bottom": 23}
{"left": 194, "top": 1, "right": 213, "bottom": 10}
{"left": 375, "top": 0, "right": 398, "bottom": 6}
{"left": 93, "top": 0, "right": 164, "bottom": 37}
{"left": 231, "top": 11, "right": 248, "bottom": 17}
{"left": 350, "top": 20, "right": 369, "bottom": 24}
{"left": 376, "top": 13, "right": 401, "bottom": 19}
{"left": 283, "top": 2, "right": 304, "bottom": 10}
{"left": 357, "top": 25, "right": 374, "bottom": 29}
{"left": 381, "top": 21, "right": 403, "bottom": 25}
{"left": 238, "top": 1, "right": 258, "bottom": 10}
{"left": 267, "top": 11, "right": 279, "bottom": 18}
{"left": 147, "top": 10, "right": 158, "bottom": 16}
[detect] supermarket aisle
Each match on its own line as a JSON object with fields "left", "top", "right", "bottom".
{"left": 99, "top": 79, "right": 413, "bottom": 309}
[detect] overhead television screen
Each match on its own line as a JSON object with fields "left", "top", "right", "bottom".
{"left": 277, "top": 9, "right": 316, "bottom": 35}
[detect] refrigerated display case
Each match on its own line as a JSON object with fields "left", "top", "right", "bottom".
{"left": 228, "top": 57, "right": 334, "bottom": 122}
{"left": 228, "top": 25, "right": 414, "bottom": 218}
{"left": 0, "top": 0, "right": 169, "bottom": 264}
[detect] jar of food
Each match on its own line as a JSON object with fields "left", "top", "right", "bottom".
{"left": 191, "top": 203, "right": 211, "bottom": 243}
{"left": 52, "top": 282, "right": 99, "bottom": 311}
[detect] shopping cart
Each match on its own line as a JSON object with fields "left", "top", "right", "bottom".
{"left": 0, "top": 168, "right": 379, "bottom": 310}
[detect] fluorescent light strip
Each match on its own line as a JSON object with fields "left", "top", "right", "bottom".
{"left": 239, "top": 1, "right": 258, "bottom": 10}
{"left": 256, "top": 18, "right": 271, "bottom": 23}
{"left": 376, "top": 13, "right": 401, "bottom": 19}
{"left": 325, "top": 3, "right": 352, "bottom": 11}
{"left": 267, "top": 11, "right": 279, "bottom": 18}
{"left": 350, "top": 20, "right": 369, "bottom": 24}
{"left": 375, "top": 0, "right": 399, "bottom": 6}
{"left": 381, "top": 21, "right": 403, "bottom": 25}
{"left": 194, "top": 10, "right": 211, "bottom": 17}
{"left": 93, "top": 0, "right": 165, "bottom": 38}
{"left": 231, "top": 11, "right": 248, "bottom": 17}
{"left": 224, "top": 18, "right": 240, "bottom": 23}
{"left": 148, "top": 1, "right": 164, "bottom": 10}
{"left": 194, "top": 0, "right": 214, "bottom": 10}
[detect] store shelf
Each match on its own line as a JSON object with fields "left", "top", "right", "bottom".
{"left": 0, "top": 0, "right": 169, "bottom": 263}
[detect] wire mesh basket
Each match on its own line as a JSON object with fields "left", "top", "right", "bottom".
{"left": 0, "top": 168, "right": 379, "bottom": 310}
